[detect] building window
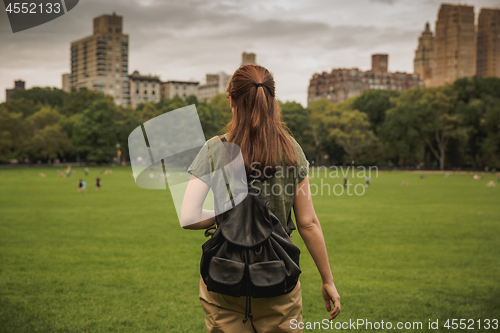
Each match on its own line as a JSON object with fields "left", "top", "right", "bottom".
{"left": 144, "top": 90, "right": 147, "bottom": 94}
{"left": 152, "top": 83, "right": 156, "bottom": 88}
{"left": 135, "top": 96, "right": 139, "bottom": 101}
{"left": 175, "top": 85, "right": 179, "bottom": 90}
{"left": 144, "top": 83, "right": 148, "bottom": 88}
{"left": 144, "top": 97, "right": 148, "bottom": 101}
{"left": 136, "top": 89, "right": 139, "bottom": 94}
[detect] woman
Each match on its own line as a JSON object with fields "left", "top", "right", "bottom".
{"left": 181, "top": 65, "right": 340, "bottom": 332}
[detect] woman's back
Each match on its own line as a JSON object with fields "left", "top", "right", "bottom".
{"left": 181, "top": 64, "right": 340, "bottom": 333}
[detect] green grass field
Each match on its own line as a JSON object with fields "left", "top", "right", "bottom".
{"left": 1, "top": 166, "right": 499, "bottom": 332}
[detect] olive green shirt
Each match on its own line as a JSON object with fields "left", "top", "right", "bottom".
{"left": 187, "top": 135, "right": 309, "bottom": 235}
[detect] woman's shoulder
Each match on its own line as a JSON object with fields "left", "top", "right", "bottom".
{"left": 206, "top": 134, "right": 226, "bottom": 145}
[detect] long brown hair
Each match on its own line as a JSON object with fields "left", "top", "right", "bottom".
{"left": 226, "top": 65, "right": 297, "bottom": 175}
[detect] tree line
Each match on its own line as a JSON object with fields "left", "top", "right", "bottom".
{"left": 283, "top": 76, "right": 500, "bottom": 170}
{"left": 1, "top": 76, "right": 499, "bottom": 170}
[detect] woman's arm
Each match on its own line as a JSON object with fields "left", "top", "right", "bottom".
{"left": 180, "top": 175, "right": 215, "bottom": 229}
{"left": 293, "top": 176, "right": 341, "bottom": 320}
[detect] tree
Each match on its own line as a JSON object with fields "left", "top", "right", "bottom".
{"left": 24, "top": 107, "right": 71, "bottom": 160}
{"left": 60, "top": 88, "right": 109, "bottom": 116}
{"left": 72, "top": 100, "right": 118, "bottom": 162}
{"left": 209, "top": 93, "right": 232, "bottom": 125}
{"left": 137, "top": 102, "right": 158, "bottom": 122}
{"left": 9, "top": 87, "right": 67, "bottom": 109}
{"left": 326, "top": 108, "right": 379, "bottom": 165}
{"left": 307, "top": 99, "right": 334, "bottom": 164}
{"left": 2, "top": 97, "right": 40, "bottom": 117}
{"left": 420, "top": 86, "right": 463, "bottom": 170}
{"left": 114, "top": 107, "right": 142, "bottom": 162}
{"left": 481, "top": 99, "right": 500, "bottom": 168}
{"left": 0, "top": 106, "right": 24, "bottom": 162}
{"left": 385, "top": 86, "right": 463, "bottom": 170}
{"left": 352, "top": 90, "right": 400, "bottom": 133}
{"left": 380, "top": 103, "right": 433, "bottom": 166}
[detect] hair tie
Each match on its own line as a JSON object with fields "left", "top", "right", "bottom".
{"left": 255, "top": 83, "right": 263, "bottom": 88}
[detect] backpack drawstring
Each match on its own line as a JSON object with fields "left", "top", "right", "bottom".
{"left": 243, "top": 292, "right": 257, "bottom": 332}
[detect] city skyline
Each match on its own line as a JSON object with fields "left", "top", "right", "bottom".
{"left": 0, "top": 0, "right": 498, "bottom": 106}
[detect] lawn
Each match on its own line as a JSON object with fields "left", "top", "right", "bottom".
{"left": 0, "top": 166, "right": 499, "bottom": 332}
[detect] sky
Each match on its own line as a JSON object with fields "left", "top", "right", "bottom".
{"left": 0, "top": 0, "right": 498, "bottom": 106}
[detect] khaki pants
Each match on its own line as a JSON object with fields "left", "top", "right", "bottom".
{"left": 199, "top": 276, "right": 303, "bottom": 333}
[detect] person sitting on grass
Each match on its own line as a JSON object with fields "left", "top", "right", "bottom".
{"left": 95, "top": 177, "right": 101, "bottom": 192}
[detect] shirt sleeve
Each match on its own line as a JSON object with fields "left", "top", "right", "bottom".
{"left": 291, "top": 137, "right": 309, "bottom": 184}
{"left": 187, "top": 141, "right": 212, "bottom": 186}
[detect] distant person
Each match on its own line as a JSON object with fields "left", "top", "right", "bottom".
{"left": 401, "top": 181, "right": 410, "bottom": 186}
{"left": 365, "top": 176, "right": 370, "bottom": 188}
{"left": 486, "top": 180, "right": 496, "bottom": 187}
{"left": 81, "top": 180, "right": 86, "bottom": 193}
{"left": 343, "top": 176, "right": 348, "bottom": 189}
{"left": 84, "top": 167, "right": 89, "bottom": 176}
{"left": 95, "top": 177, "right": 101, "bottom": 192}
{"left": 66, "top": 166, "right": 72, "bottom": 177}
{"left": 77, "top": 179, "right": 83, "bottom": 193}
{"left": 445, "top": 173, "right": 450, "bottom": 178}
{"left": 39, "top": 173, "right": 47, "bottom": 178}
{"left": 420, "top": 175, "right": 427, "bottom": 179}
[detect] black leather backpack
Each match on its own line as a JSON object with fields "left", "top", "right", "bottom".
{"left": 200, "top": 164, "right": 302, "bottom": 328}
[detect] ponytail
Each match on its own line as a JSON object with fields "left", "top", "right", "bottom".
{"left": 226, "top": 65, "right": 297, "bottom": 175}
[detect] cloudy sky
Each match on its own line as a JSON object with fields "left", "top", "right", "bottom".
{"left": 0, "top": 0, "right": 498, "bottom": 105}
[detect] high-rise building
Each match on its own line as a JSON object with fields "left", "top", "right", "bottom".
{"left": 61, "top": 73, "right": 71, "bottom": 92}
{"left": 414, "top": 22, "right": 434, "bottom": 86}
{"left": 308, "top": 55, "right": 422, "bottom": 105}
{"left": 5, "top": 80, "right": 25, "bottom": 101}
{"left": 241, "top": 52, "right": 256, "bottom": 65}
{"left": 197, "top": 72, "right": 231, "bottom": 102}
{"left": 160, "top": 80, "right": 199, "bottom": 100}
{"left": 477, "top": 8, "right": 500, "bottom": 78}
{"left": 128, "top": 71, "right": 161, "bottom": 109}
{"left": 431, "top": 4, "right": 475, "bottom": 87}
{"left": 70, "top": 13, "right": 129, "bottom": 106}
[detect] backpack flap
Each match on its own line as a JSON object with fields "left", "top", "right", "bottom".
{"left": 219, "top": 193, "right": 273, "bottom": 247}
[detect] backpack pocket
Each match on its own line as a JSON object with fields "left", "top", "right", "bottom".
{"left": 248, "top": 260, "right": 287, "bottom": 297}
{"left": 206, "top": 256, "right": 246, "bottom": 297}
